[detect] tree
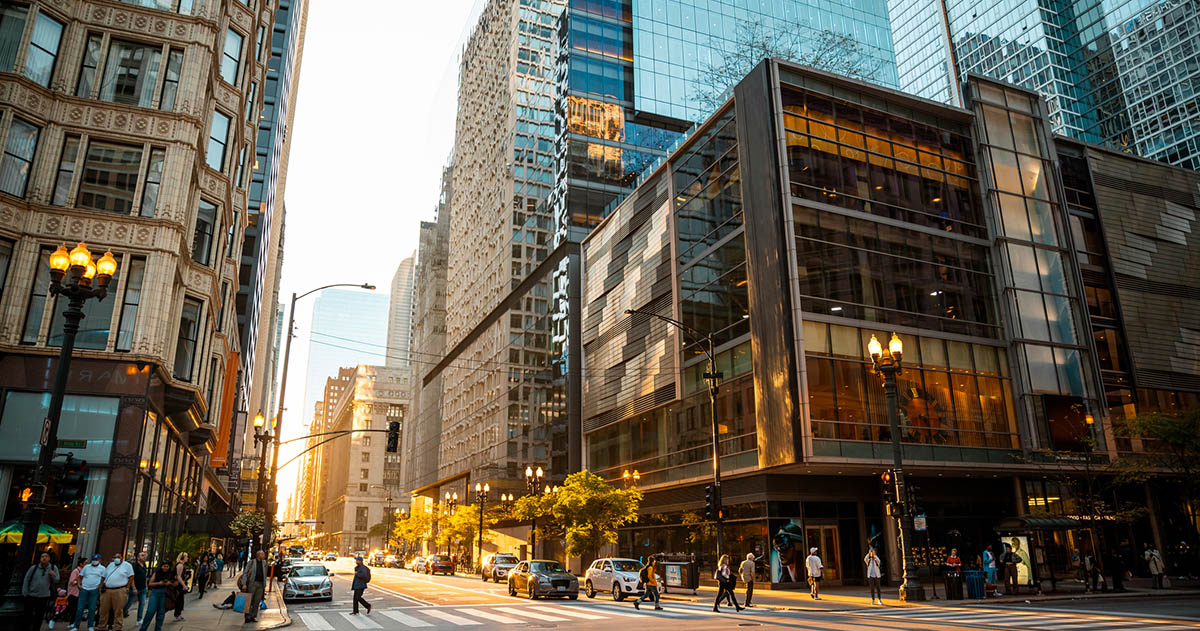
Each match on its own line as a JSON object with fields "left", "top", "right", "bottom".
{"left": 392, "top": 512, "right": 432, "bottom": 552}
{"left": 230, "top": 511, "right": 265, "bottom": 539}
{"left": 510, "top": 492, "right": 564, "bottom": 546}
{"left": 1115, "top": 409, "right": 1200, "bottom": 543}
{"left": 437, "top": 505, "right": 498, "bottom": 560}
{"left": 547, "top": 470, "right": 642, "bottom": 560}
{"left": 692, "top": 18, "right": 885, "bottom": 115}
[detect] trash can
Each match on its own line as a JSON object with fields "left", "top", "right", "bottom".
{"left": 654, "top": 553, "right": 700, "bottom": 594}
{"left": 944, "top": 571, "right": 963, "bottom": 599}
{"left": 964, "top": 570, "right": 985, "bottom": 600}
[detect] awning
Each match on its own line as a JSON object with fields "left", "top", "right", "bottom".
{"left": 995, "top": 516, "right": 1082, "bottom": 532}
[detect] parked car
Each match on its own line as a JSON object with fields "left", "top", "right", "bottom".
{"left": 368, "top": 551, "right": 387, "bottom": 567}
{"left": 324, "top": 552, "right": 337, "bottom": 562}
{"left": 507, "top": 560, "right": 579, "bottom": 600}
{"left": 426, "top": 554, "right": 454, "bottom": 575}
{"left": 282, "top": 563, "right": 333, "bottom": 602}
{"left": 584, "top": 558, "right": 646, "bottom": 601}
{"left": 481, "top": 553, "right": 519, "bottom": 583}
{"left": 411, "top": 555, "right": 429, "bottom": 573}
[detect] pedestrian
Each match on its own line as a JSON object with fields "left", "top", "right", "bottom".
{"left": 983, "top": 544, "right": 997, "bottom": 591}
{"left": 1001, "top": 543, "right": 1019, "bottom": 594}
{"left": 864, "top": 547, "right": 883, "bottom": 605}
{"left": 195, "top": 553, "right": 209, "bottom": 599}
{"left": 1146, "top": 545, "right": 1166, "bottom": 589}
{"left": 73, "top": 554, "right": 105, "bottom": 631}
{"left": 22, "top": 551, "right": 60, "bottom": 631}
{"left": 945, "top": 548, "right": 962, "bottom": 573}
{"left": 350, "top": 555, "right": 372, "bottom": 615}
{"left": 712, "top": 554, "right": 742, "bottom": 613}
{"left": 139, "top": 560, "right": 177, "bottom": 631}
{"left": 171, "top": 553, "right": 188, "bottom": 622}
{"left": 212, "top": 553, "right": 224, "bottom": 588}
{"left": 805, "top": 547, "right": 823, "bottom": 600}
{"left": 123, "top": 551, "right": 147, "bottom": 625}
{"left": 739, "top": 553, "right": 757, "bottom": 607}
{"left": 66, "top": 557, "right": 85, "bottom": 625}
{"left": 1107, "top": 549, "right": 1127, "bottom": 592}
{"left": 53, "top": 588, "right": 70, "bottom": 629}
{"left": 95, "top": 550, "right": 134, "bottom": 631}
{"left": 270, "top": 556, "right": 284, "bottom": 592}
{"left": 239, "top": 550, "right": 269, "bottom": 623}
{"left": 633, "top": 557, "right": 662, "bottom": 611}
{"left": 1083, "top": 549, "right": 1099, "bottom": 592}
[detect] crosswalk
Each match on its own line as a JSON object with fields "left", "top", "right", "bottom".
{"left": 848, "top": 605, "right": 1198, "bottom": 630}
{"left": 295, "top": 600, "right": 767, "bottom": 629}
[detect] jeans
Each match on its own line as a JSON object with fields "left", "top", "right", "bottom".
{"left": 139, "top": 589, "right": 167, "bottom": 631}
{"left": 744, "top": 581, "right": 754, "bottom": 606}
{"left": 24, "top": 596, "right": 49, "bottom": 631}
{"left": 352, "top": 588, "right": 370, "bottom": 614}
{"left": 868, "top": 576, "right": 882, "bottom": 601}
{"left": 124, "top": 588, "right": 145, "bottom": 620}
{"left": 635, "top": 585, "right": 659, "bottom": 606}
{"left": 74, "top": 588, "right": 99, "bottom": 629}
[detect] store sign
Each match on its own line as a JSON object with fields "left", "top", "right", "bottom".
{"left": 913, "top": 514, "right": 928, "bottom": 531}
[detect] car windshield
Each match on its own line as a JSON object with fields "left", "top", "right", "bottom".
{"left": 494, "top": 555, "right": 518, "bottom": 564}
{"left": 291, "top": 566, "right": 327, "bottom": 577}
{"left": 612, "top": 560, "right": 641, "bottom": 572}
{"left": 531, "top": 561, "right": 565, "bottom": 573}
{"left": 433, "top": 555, "right": 451, "bottom": 562}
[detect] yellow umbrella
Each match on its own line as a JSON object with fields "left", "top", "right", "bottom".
{"left": 0, "top": 522, "right": 74, "bottom": 544}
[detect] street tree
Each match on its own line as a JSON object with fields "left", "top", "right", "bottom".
{"left": 436, "top": 505, "right": 498, "bottom": 561}
{"left": 692, "top": 18, "right": 885, "bottom": 114}
{"left": 548, "top": 470, "right": 642, "bottom": 559}
{"left": 510, "top": 491, "right": 564, "bottom": 546}
{"left": 392, "top": 512, "right": 432, "bottom": 553}
{"left": 1115, "top": 409, "right": 1200, "bottom": 544}
{"left": 230, "top": 510, "right": 265, "bottom": 539}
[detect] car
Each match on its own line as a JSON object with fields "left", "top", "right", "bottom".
{"left": 584, "top": 558, "right": 648, "bottom": 601}
{"left": 368, "top": 551, "right": 387, "bottom": 567}
{"left": 385, "top": 554, "right": 401, "bottom": 568}
{"left": 426, "top": 554, "right": 454, "bottom": 575}
{"left": 507, "top": 559, "right": 579, "bottom": 600}
{"left": 411, "top": 555, "right": 429, "bottom": 573}
{"left": 282, "top": 563, "right": 333, "bottom": 602}
{"left": 481, "top": 553, "right": 519, "bottom": 583}
{"left": 352, "top": 550, "right": 366, "bottom": 559}
{"left": 306, "top": 551, "right": 323, "bottom": 560}
{"left": 324, "top": 552, "right": 337, "bottom": 562}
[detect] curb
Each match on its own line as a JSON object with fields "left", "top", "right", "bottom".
{"left": 261, "top": 590, "right": 292, "bottom": 629}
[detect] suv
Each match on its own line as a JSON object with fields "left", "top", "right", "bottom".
{"left": 481, "top": 553, "right": 519, "bottom": 583}
{"left": 585, "top": 558, "right": 646, "bottom": 601}
{"left": 426, "top": 554, "right": 454, "bottom": 575}
{"left": 507, "top": 559, "right": 579, "bottom": 599}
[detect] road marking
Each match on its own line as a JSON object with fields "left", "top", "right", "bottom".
{"left": 377, "top": 610, "right": 434, "bottom": 627}
{"left": 455, "top": 608, "right": 524, "bottom": 624}
{"left": 298, "top": 613, "right": 334, "bottom": 630}
{"left": 494, "top": 606, "right": 569, "bottom": 621}
{"left": 363, "top": 582, "right": 434, "bottom": 606}
{"left": 542, "top": 605, "right": 608, "bottom": 620}
{"left": 338, "top": 612, "right": 383, "bottom": 629}
{"left": 422, "top": 609, "right": 482, "bottom": 626}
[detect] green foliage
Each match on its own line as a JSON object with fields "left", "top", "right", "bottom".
{"left": 510, "top": 491, "right": 564, "bottom": 544}
{"left": 436, "top": 504, "right": 496, "bottom": 556}
{"left": 230, "top": 511, "right": 265, "bottom": 538}
{"left": 1116, "top": 410, "right": 1200, "bottom": 505}
{"left": 170, "top": 533, "right": 209, "bottom": 562}
{"left": 548, "top": 470, "right": 642, "bottom": 559}
{"left": 679, "top": 511, "right": 717, "bottom": 546}
{"left": 392, "top": 512, "right": 432, "bottom": 549}
{"left": 367, "top": 520, "right": 390, "bottom": 539}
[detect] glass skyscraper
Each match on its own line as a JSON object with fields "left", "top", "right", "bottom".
{"left": 889, "top": 0, "right": 1200, "bottom": 169}
{"left": 301, "top": 289, "right": 389, "bottom": 422}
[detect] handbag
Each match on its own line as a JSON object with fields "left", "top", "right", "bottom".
{"left": 1162, "top": 576, "right": 1171, "bottom": 588}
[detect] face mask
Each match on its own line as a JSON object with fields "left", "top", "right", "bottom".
{"left": 91, "top": 561, "right": 99, "bottom": 566}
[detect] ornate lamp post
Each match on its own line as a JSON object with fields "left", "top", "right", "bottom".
{"left": 474, "top": 483, "right": 489, "bottom": 571}
{"left": 0, "top": 245, "right": 117, "bottom": 617}
{"left": 622, "top": 469, "right": 640, "bottom": 488}
{"left": 443, "top": 491, "right": 458, "bottom": 555}
{"left": 868, "top": 333, "right": 926, "bottom": 601}
{"left": 524, "top": 466, "right": 543, "bottom": 558}
{"left": 251, "top": 412, "right": 273, "bottom": 551}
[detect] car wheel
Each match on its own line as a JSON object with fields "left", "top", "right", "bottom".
{"left": 612, "top": 584, "right": 624, "bottom": 602}
{"left": 508, "top": 582, "right": 517, "bottom": 597}
{"left": 528, "top": 584, "right": 538, "bottom": 600}
{"left": 585, "top": 580, "right": 595, "bottom": 598}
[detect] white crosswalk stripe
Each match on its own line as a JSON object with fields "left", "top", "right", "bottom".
{"left": 338, "top": 612, "right": 383, "bottom": 629}
{"left": 494, "top": 606, "right": 569, "bottom": 621}
{"left": 542, "top": 605, "right": 608, "bottom": 619}
{"left": 298, "top": 613, "right": 335, "bottom": 630}
{"left": 422, "top": 609, "right": 482, "bottom": 626}
{"left": 849, "top": 606, "right": 1189, "bottom": 630}
{"left": 377, "top": 609, "right": 435, "bottom": 627}
{"left": 455, "top": 608, "right": 525, "bottom": 624}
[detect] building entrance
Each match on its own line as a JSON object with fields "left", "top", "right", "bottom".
{"left": 805, "top": 525, "right": 840, "bottom": 581}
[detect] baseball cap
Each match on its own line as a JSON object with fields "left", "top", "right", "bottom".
{"left": 355, "top": 555, "right": 363, "bottom": 561}
{"left": 810, "top": 547, "right": 818, "bottom": 553}
{"left": 92, "top": 553, "right": 102, "bottom": 560}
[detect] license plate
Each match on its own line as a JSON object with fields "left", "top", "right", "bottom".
{"left": 557, "top": 586, "right": 565, "bottom": 591}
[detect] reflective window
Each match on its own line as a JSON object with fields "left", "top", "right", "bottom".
{"left": 140, "top": 148, "right": 165, "bottom": 217}
{"left": 77, "top": 140, "right": 143, "bottom": 214}
{"left": 0, "top": 118, "right": 38, "bottom": 198}
{"left": 24, "top": 12, "right": 63, "bottom": 87}
{"left": 52, "top": 136, "right": 80, "bottom": 206}
{"left": 99, "top": 39, "right": 162, "bottom": 107}
{"left": 159, "top": 48, "right": 183, "bottom": 111}
{"left": 206, "top": 110, "right": 231, "bottom": 171}
{"left": 0, "top": 3, "right": 28, "bottom": 72}
{"left": 220, "top": 29, "right": 243, "bottom": 84}
{"left": 192, "top": 199, "right": 217, "bottom": 266}
{"left": 173, "top": 297, "right": 202, "bottom": 381}
{"left": 76, "top": 34, "right": 101, "bottom": 97}
{"left": 21, "top": 249, "right": 50, "bottom": 344}
{"left": 116, "top": 257, "right": 145, "bottom": 351}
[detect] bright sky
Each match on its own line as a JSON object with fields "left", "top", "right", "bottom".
{"left": 270, "top": 0, "right": 486, "bottom": 514}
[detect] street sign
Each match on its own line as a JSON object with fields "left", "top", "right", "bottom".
{"left": 39, "top": 418, "right": 51, "bottom": 446}
{"left": 913, "top": 514, "right": 927, "bottom": 531}
{"left": 59, "top": 440, "right": 87, "bottom": 448}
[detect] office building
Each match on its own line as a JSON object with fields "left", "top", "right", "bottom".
{"left": 386, "top": 254, "right": 416, "bottom": 369}
{"left": 0, "top": 0, "right": 285, "bottom": 561}
{"left": 300, "top": 288, "right": 388, "bottom": 422}
{"left": 581, "top": 59, "right": 1198, "bottom": 585}
{"left": 889, "top": 0, "right": 1200, "bottom": 169}
{"left": 295, "top": 367, "right": 353, "bottom": 527}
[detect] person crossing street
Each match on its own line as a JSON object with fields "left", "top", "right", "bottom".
{"left": 712, "top": 555, "right": 742, "bottom": 613}
{"left": 633, "top": 557, "right": 662, "bottom": 611}
{"left": 739, "top": 553, "right": 757, "bottom": 607}
{"left": 350, "top": 555, "right": 372, "bottom": 615}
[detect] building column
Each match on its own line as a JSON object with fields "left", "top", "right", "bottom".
{"left": 1145, "top": 483, "right": 1164, "bottom": 552}
{"left": 98, "top": 396, "right": 150, "bottom": 556}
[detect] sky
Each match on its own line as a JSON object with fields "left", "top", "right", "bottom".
{"left": 270, "top": 0, "right": 486, "bottom": 513}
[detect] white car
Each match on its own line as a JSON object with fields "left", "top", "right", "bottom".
{"left": 584, "top": 558, "right": 646, "bottom": 601}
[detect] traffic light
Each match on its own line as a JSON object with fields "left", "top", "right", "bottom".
{"left": 881, "top": 469, "right": 901, "bottom": 516}
{"left": 703, "top": 485, "right": 714, "bottom": 520}
{"left": 386, "top": 421, "right": 400, "bottom": 453}
{"left": 58, "top": 457, "right": 88, "bottom": 503}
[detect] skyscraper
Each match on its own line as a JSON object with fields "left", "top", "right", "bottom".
{"left": 301, "top": 289, "right": 388, "bottom": 421}
{"left": 387, "top": 254, "right": 416, "bottom": 369}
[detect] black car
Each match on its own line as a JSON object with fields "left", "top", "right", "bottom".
{"left": 507, "top": 559, "right": 579, "bottom": 600}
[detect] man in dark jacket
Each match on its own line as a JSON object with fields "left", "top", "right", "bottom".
{"left": 22, "top": 552, "right": 60, "bottom": 631}
{"left": 351, "top": 556, "right": 372, "bottom": 615}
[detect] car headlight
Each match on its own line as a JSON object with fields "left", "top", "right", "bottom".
{"left": 538, "top": 577, "right": 552, "bottom": 584}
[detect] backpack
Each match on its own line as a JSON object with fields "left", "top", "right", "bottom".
{"left": 637, "top": 565, "right": 649, "bottom": 588}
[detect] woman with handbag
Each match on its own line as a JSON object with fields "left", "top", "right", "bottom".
{"left": 171, "top": 553, "right": 189, "bottom": 622}
{"left": 139, "top": 561, "right": 177, "bottom": 631}
{"left": 712, "top": 555, "right": 742, "bottom": 613}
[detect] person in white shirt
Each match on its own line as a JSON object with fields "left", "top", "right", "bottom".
{"left": 805, "top": 547, "right": 823, "bottom": 600}
{"left": 95, "top": 553, "right": 134, "bottom": 631}
{"left": 864, "top": 547, "right": 883, "bottom": 605}
{"left": 72, "top": 554, "right": 105, "bottom": 631}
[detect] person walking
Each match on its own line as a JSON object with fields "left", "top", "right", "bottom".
{"left": 139, "top": 561, "right": 177, "bottom": 631}
{"left": 95, "top": 551, "right": 134, "bottom": 631}
{"left": 1147, "top": 545, "right": 1166, "bottom": 589}
{"left": 123, "top": 551, "right": 147, "bottom": 625}
{"left": 195, "top": 553, "right": 209, "bottom": 599}
{"left": 1107, "top": 549, "right": 1127, "bottom": 592}
{"left": 739, "top": 553, "right": 757, "bottom": 607}
{"left": 66, "top": 558, "right": 85, "bottom": 626}
{"left": 983, "top": 545, "right": 997, "bottom": 590}
{"left": 212, "top": 553, "right": 224, "bottom": 588}
{"left": 712, "top": 555, "right": 742, "bottom": 613}
{"left": 1001, "top": 544, "right": 1019, "bottom": 595}
{"left": 171, "top": 553, "right": 188, "bottom": 622}
{"left": 805, "top": 547, "right": 823, "bottom": 600}
{"left": 864, "top": 547, "right": 883, "bottom": 605}
{"left": 350, "top": 555, "right": 372, "bottom": 615}
{"left": 73, "top": 554, "right": 105, "bottom": 631}
{"left": 1083, "top": 549, "right": 1099, "bottom": 592}
{"left": 633, "top": 557, "right": 662, "bottom": 611}
{"left": 22, "top": 551, "right": 60, "bottom": 631}
{"left": 239, "top": 550, "right": 269, "bottom": 623}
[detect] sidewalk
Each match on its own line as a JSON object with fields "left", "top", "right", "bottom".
{"left": 172, "top": 584, "right": 290, "bottom": 631}
{"left": 657, "top": 576, "right": 1200, "bottom": 611}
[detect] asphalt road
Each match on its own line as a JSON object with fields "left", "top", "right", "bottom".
{"left": 286, "top": 559, "right": 1200, "bottom": 631}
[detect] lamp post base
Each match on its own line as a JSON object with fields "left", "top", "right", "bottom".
{"left": 899, "top": 582, "right": 927, "bottom": 602}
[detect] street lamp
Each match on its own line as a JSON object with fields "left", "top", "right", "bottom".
{"left": 444, "top": 492, "right": 458, "bottom": 555}
{"left": 625, "top": 308, "right": 735, "bottom": 557}
{"left": 622, "top": 469, "right": 640, "bottom": 488}
{"left": 474, "top": 483, "right": 489, "bottom": 571}
{"left": 251, "top": 412, "right": 273, "bottom": 549}
{"left": 868, "top": 333, "right": 926, "bottom": 601}
{"left": 1, "top": 244, "right": 117, "bottom": 617}
{"left": 260, "top": 282, "right": 374, "bottom": 552}
{"left": 524, "top": 466, "right": 544, "bottom": 558}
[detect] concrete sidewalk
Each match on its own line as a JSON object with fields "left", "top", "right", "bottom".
{"left": 657, "top": 576, "right": 1200, "bottom": 611}
{"left": 168, "top": 585, "right": 290, "bottom": 630}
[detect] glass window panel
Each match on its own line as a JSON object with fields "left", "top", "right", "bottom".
{"left": 159, "top": 49, "right": 183, "bottom": 111}
{"left": 49, "top": 285, "right": 116, "bottom": 349}
{"left": 1025, "top": 344, "right": 1059, "bottom": 393}
{"left": 0, "top": 392, "right": 118, "bottom": 464}
{"left": 951, "top": 373, "right": 985, "bottom": 446}
{"left": 1019, "top": 154, "right": 1050, "bottom": 200}
{"left": 100, "top": 40, "right": 162, "bottom": 108}
{"left": 206, "top": 110, "right": 230, "bottom": 171}
{"left": 52, "top": 136, "right": 80, "bottom": 206}
{"left": 76, "top": 34, "right": 102, "bottom": 97}
{"left": 77, "top": 141, "right": 143, "bottom": 214}
{"left": 24, "top": 12, "right": 64, "bottom": 87}
{"left": 990, "top": 149, "right": 1022, "bottom": 195}
{"left": 918, "top": 369, "right": 957, "bottom": 444}
{"left": 1009, "top": 112, "right": 1041, "bottom": 155}
{"left": 982, "top": 106, "right": 1014, "bottom": 150}
{"left": 191, "top": 199, "right": 216, "bottom": 265}
{"left": 802, "top": 320, "right": 828, "bottom": 354}
{"left": 919, "top": 336, "right": 946, "bottom": 368}
{"left": 1045, "top": 294, "right": 1076, "bottom": 344}
{"left": 1016, "top": 290, "right": 1050, "bottom": 341}
{"left": 1035, "top": 248, "right": 1067, "bottom": 294}
{"left": 1007, "top": 243, "right": 1040, "bottom": 290}
{"left": 973, "top": 345, "right": 1000, "bottom": 376}
{"left": 831, "top": 324, "right": 862, "bottom": 359}
{"left": 997, "top": 192, "right": 1031, "bottom": 241}
{"left": 116, "top": 257, "right": 146, "bottom": 351}
{"left": 0, "top": 3, "right": 29, "bottom": 72}
{"left": 173, "top": 298, "right": 201, "bottom": 381}
{"left": 0, "top": 239, "right": 11, "bottom": 297}
{"left": 832, "top": 361, "right": 868, "bottom": 438}
{"left": 1028, "top": 199, "right": 1058, "bottom": 246}
{"left": 947, "top": 341, "right": 973, "bottom": 371}
{"left": 1054, "top": 347, "right": 1084, "bottom": 396}
{"left": 220, "top": 28, "right": 243, "bottom": 84}
{"left": 22, "top": 250, "right": 50, "bottom": 343}
{"left": 806, "top": 357, "right": 836, "bottom": 421}
{"left": 0, "top": 118, "right": 39, "bottom": 198}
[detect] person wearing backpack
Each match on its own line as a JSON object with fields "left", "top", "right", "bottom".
{"left": 350, "top": 555, "right": 372, "bottom": 615}
{"left": 633, "top": 557, "right": 662, "bottom": 611}
{"left": 712, "top": 555, "right": 743, "bottom": 613}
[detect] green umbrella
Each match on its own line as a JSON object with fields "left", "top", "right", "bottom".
{"left": 0, "top": 521, "right": 74, "bottom": 544}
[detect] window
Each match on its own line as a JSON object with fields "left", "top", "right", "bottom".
{"left": 361, "top": 452, "right": 370, "bottom": 462}
{"left": 97, "top": 39, "right": 161, "bottom": 107}
{"left": 361, "top": 436, "right": 371, "bottom": 447}
{"left": 77, "top": 141, "right": 142, "bottom": 213}
{"left": 24, "top": 12, "right": 64, "bottom": 87}
{"left": 216, "top": 280, "right": 228, "bottom": 330}
{"left": 49, "top": 278, "right": 116, "bottom": 349}
{"left": 355, "top": 506, "right": 369, "bottom": 531}
{"left": 245, "top": 81, "right": 257, "bottom": 121}
{"left": 0, "top": 3, "right": 29, "bottom": 72}
{"left": 220, "top": 29, "right": 243, "bottom": 84}
{"left": 118, "top": 0, "right": 195, "bottom": 14}
{"left": 255, "top": 26, "right": 266, "bottom": 60}
{"left": 21, "top": 249, "right": 51, "bottom": 344}
{"left": 359, "top": 469, "right": 369, "bottom": 480}
{"left": 75, "top": 34, "right": 102, "bottom": 97}
{"left": 192, "top": 200, "right": 217, "bottom": 266}
{"left": 115, "top": 257, "right": 145, "bottom": 351}
{"left": 0, "top": 118, "right": 38, "bottom": 198}
{"left": 0, "top": 238, "right": 12, "bottom": 298}
{"left": 358, "top": 483, "right": 368, "bottom": 492}
{"left": 235, "top": 144, "right": 248, "bottom": 188}
{"left": 173, "top": 297, "right": 202, "bottom": 381}
{"left": 51, "top": 136, "right": 80, "bottom": 206}
{"left": 206, "top": 110, "right": 231, "bottom": 171}
{"left": 159, "top": 49, "right": 183, "bottom": 111}
{"left": 140, "top": 149, "right": 165, "bottom": 216}
{"left": 205, "top": 361, "right": 219, "bottom": 423}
